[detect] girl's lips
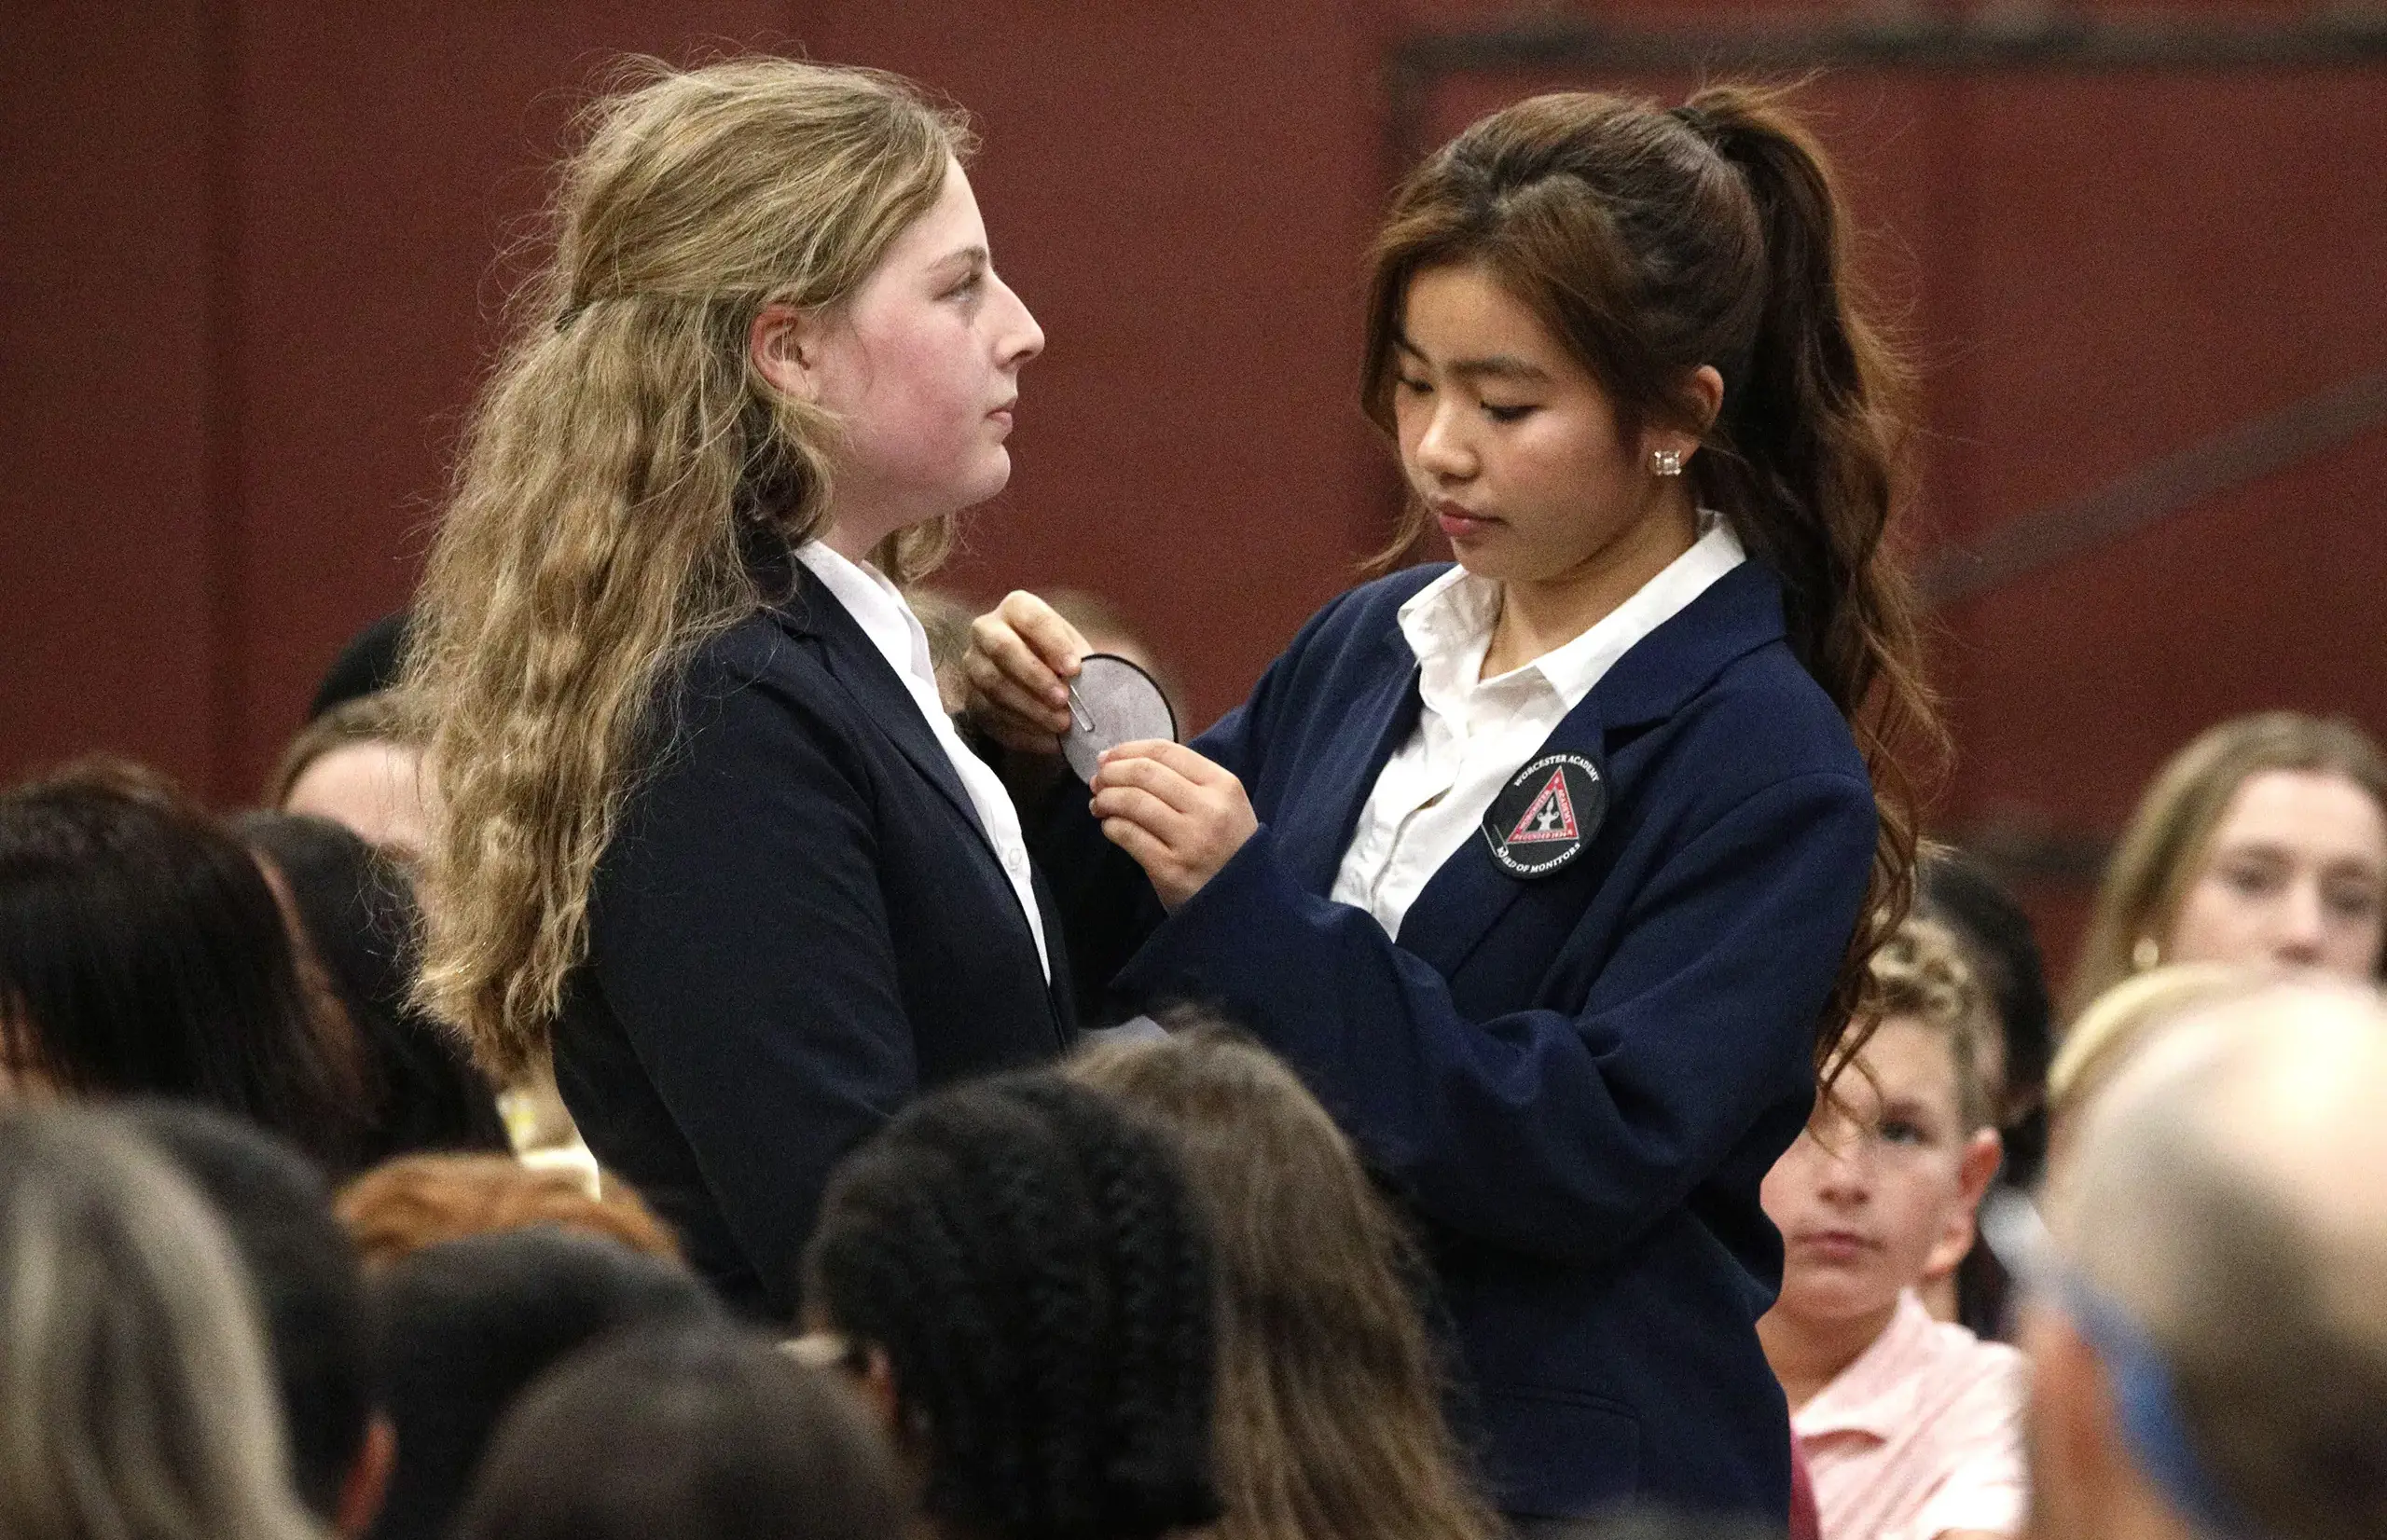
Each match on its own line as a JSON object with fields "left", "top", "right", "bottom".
{"left": 1435, "top": 505, "right": 1496, "bottom": 539}
{"left": 1794, "top": 1231, "right": 1877, "bottom": 1263}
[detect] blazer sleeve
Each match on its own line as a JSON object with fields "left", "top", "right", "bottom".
{"left": 1113, "top": 767, "right": 1877, "bottom": 1267}
{"left": 1020, "top": 589, "right": 1355, "bottom": 1018}
{"left": 586, "top": 651, "right": 914, "bottom": 1312}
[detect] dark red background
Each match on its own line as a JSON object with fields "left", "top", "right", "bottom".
{"left": 7, "top": 1, "right": 2385, "bottom": 983}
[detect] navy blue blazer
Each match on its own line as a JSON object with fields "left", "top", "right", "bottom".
{"left": 1038, "top": 558, "right": 1876, "bottom": 1520}
{"left": 554, "top": 567, "right": 1075, "bottom": 1320}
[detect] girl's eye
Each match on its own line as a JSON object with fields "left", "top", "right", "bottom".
{"left": 1482, "top": 402, "right": 1536, "bottom": 423}
{"left": 1878, "top": 1119, "right": 1925, "bottom": 1147}
{"left": 2325, "top": 882, "right": 2381, "bottom": 922}
{"left": 945, "top": 271, "right": 984, "bottom": 300}
{"left": 2219, "top": 864, "right": 2279, "bottom": 899}
{"left": 1396, "top": 376, "right": 1433, "bottom": 397}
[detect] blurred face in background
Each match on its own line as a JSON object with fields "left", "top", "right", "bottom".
{"left": 283, "top": 740, "right": 432, "bottom": 866}
{"left": 2165, "top": 769, "right": 2387, "bottom": 983}
{"left": 1761, "top": 1017, "right": 2002, "bottom": 1341}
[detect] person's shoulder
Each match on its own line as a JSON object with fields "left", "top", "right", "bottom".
{"left": 1676, "top": 639, "right": 1872, "bottom": 797}
{"left": 1917, "top": 1319, "right": 2028, "bottom": 1424}
{"left": 1245, "top": 565, "right": 1449, "bottom": 707}
{"left": 1605, "top": 561, "right": 1867, "bottom": 799}
{"left": 680, "top": 598, "right": 824, "bottom": 697}
{"left": 1936, "top": 1323, "right": 2028, "bottom": 1387}
{"left": 1290, "top": 563, "right": 1449, "bottom": 650}
{"left": 654, "top": 602, "right": 849, "bottom": 753}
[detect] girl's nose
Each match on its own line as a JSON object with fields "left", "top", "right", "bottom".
{"left": 995, "top": 274, "right": 1043, "bottom": 367}
{"left": 2270, "top": 877, "right": 2330, "bottom": 967}
{"left": 1411, "top": 405, "right": 1474, "bottom": 482}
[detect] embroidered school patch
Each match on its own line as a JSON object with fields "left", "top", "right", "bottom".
{"left": 1481, "top": 752, "right": 1605, "bottom": 878}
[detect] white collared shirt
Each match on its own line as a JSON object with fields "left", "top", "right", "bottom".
{"left": 1329, "top": 512, "right": 1745, "bottom": 942}
{"left": 793, "top": 542, "right": 1051, "bottom": 981}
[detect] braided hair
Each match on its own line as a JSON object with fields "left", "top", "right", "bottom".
{"left": 803, "top": 1072, "right": 1220, "bottom": 1540}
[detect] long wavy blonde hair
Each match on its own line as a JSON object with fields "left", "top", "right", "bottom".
{"left": 402, "top": 58, "right": 970, "bottom": 1079}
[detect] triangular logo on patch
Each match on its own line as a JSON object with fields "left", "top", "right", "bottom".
{"left": 1506, "top": 768, "right": 1580, "bottom": 845}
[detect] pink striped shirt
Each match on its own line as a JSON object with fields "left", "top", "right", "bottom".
{"left": 1793, "top": 1290, "right": 2028, "bottom": 1540}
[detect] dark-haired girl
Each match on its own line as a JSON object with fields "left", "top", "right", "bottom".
{"left": 793, "top": 1072, "right": 1220, "bottom": 1540}
{"left": 0, "top": 762, "right": 364, "bottom": 1166}
{"left": 233, "top": 811, "right": 512, "bottom": 1167}
{"left": 454, "top": 1325, "right": 909, "bottom": 1540}
{"left": 969, "top": 88, "right": 1934, "bottom": 1523}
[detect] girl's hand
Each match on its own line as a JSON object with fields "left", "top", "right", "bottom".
{"left": 963, "top": 591, "right": 1090, "bottom": 755}
{"left": 1090, "top": 741, "right": 1257, "bottom": 910}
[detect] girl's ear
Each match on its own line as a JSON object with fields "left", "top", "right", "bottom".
{"left": 751, "top": 302, "right": 825, "bottom": 401}
{"left": 1957, "top": 1124, "right": 2007, "bottom": 1209}
{"left": 1685, "top": 364, "right": 1725, "bottom": 433}
{"left": 1924, "top": 1126, "right": 2008, "bottom": 1282}
{"left": 1643, "top": 364, "right": 1726, "bottom": 472}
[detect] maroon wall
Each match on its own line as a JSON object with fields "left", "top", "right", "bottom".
{"left": 7, "top": 0, "right": 2386, "bottom": 981}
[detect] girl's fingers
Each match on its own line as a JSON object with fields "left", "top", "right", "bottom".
{"left": 998, "top": 590, "right": 1091, "bottom": 680}
{"left": 969, "top": 611, "right": 1069, "bottom": 708}
{"left": 1090, "top": 753, "right": 1199, "bottom": 815}
{"left": 1090, "top": 784, "right": 1187, "bottom": 839}
{"left": 964, "top": 650, "right": 1073, "bottom": 736}
{"left": 1102, "top": 738, "right": 1231, "bottom": 788}
{"left": 1098, "top": 816, "right": 1171, "bottom": 876}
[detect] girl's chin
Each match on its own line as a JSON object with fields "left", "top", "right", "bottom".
{"left": 956, "top": 454, "right": 1013, "bottom": 509}
{"left": 1775, "top": 1275, "right": 1899, "bottom": 1327}
{"left": 1449, "top": 544, "right": 1575, "bottom": 587}
{"left": 1450, "top": 549, "right": 1520, "bottom": 583}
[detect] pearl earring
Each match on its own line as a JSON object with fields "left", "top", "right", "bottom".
{"left": 1649, "top": 447, "right": 1685, "bottom": 477}
{"left": 2132, "top": 935, "right": 2161, "bottom": 972}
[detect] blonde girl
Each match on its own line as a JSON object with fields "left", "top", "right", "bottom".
{"left": 403, "top": 58, "right": 1056, "bottom": 1318}
{"left": 2068, "top": 711, "right": 2387, "bottom": 1018}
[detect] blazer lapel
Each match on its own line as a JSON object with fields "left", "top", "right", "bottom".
{"left": 769, "top": 575, "right": 1000, "bottom": 864}
{"left": 1392, "top": 561, "right": 1790, "bottom": 981}
{"left": 1271, "top": 638, "right": 1428, "bottom": 896}
{"left": 1395, "top": 694, "right": 1611, "bottom": 979}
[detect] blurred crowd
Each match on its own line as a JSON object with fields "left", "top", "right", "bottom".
{"left": 3, "top": 589, "right": 2383, "bottom": 1540}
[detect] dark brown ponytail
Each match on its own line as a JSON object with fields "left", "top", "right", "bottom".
{"left": 1359, "top": 85, "right": 1945, "bottom": 1086}
{"left": 1683, "top": 86, "right": 1942, "bottom": 1082}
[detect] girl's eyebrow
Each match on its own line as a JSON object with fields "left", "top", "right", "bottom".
{"left": 930, "top": 245, "right": 988, "bottom": 280}
{"left": 1878, "top": 1093, "right": 1951, "bottom": 1126}
{"left": 1390, "top": 332, "right": 1549, "bottom": 383}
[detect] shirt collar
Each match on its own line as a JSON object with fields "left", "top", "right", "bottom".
{"left": 1394, "top": 510, "right": 1745, "bottom": 711}
{"left": 1792, "top": 1290, "right": 1938, "bottom": 1443}
{"left": 793, "top": 541, "right": 937, "bottom": 691}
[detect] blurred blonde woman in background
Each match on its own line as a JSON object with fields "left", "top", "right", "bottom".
{"left": 1069, "top": 1021, "right": 1500, "bottom": 1540}
{"left": 401, "top": 58, "right": 1060, "bottom": 1318}
{"left": 0, "top": 1108, "right": 322, "bottom": 1540}
{"left": 2068, "top": 711, "right": 2387, "bottom": 1018}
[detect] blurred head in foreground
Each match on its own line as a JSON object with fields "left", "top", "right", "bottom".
{"left": 2021, "top": 980, "right": 2387, "bottom": 1540}
{"left": 0, "top": 1107, "right": 321, "bottom": 1540}
{"left": 453, "top": 1324, "right": 908, "bottom": 1540}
